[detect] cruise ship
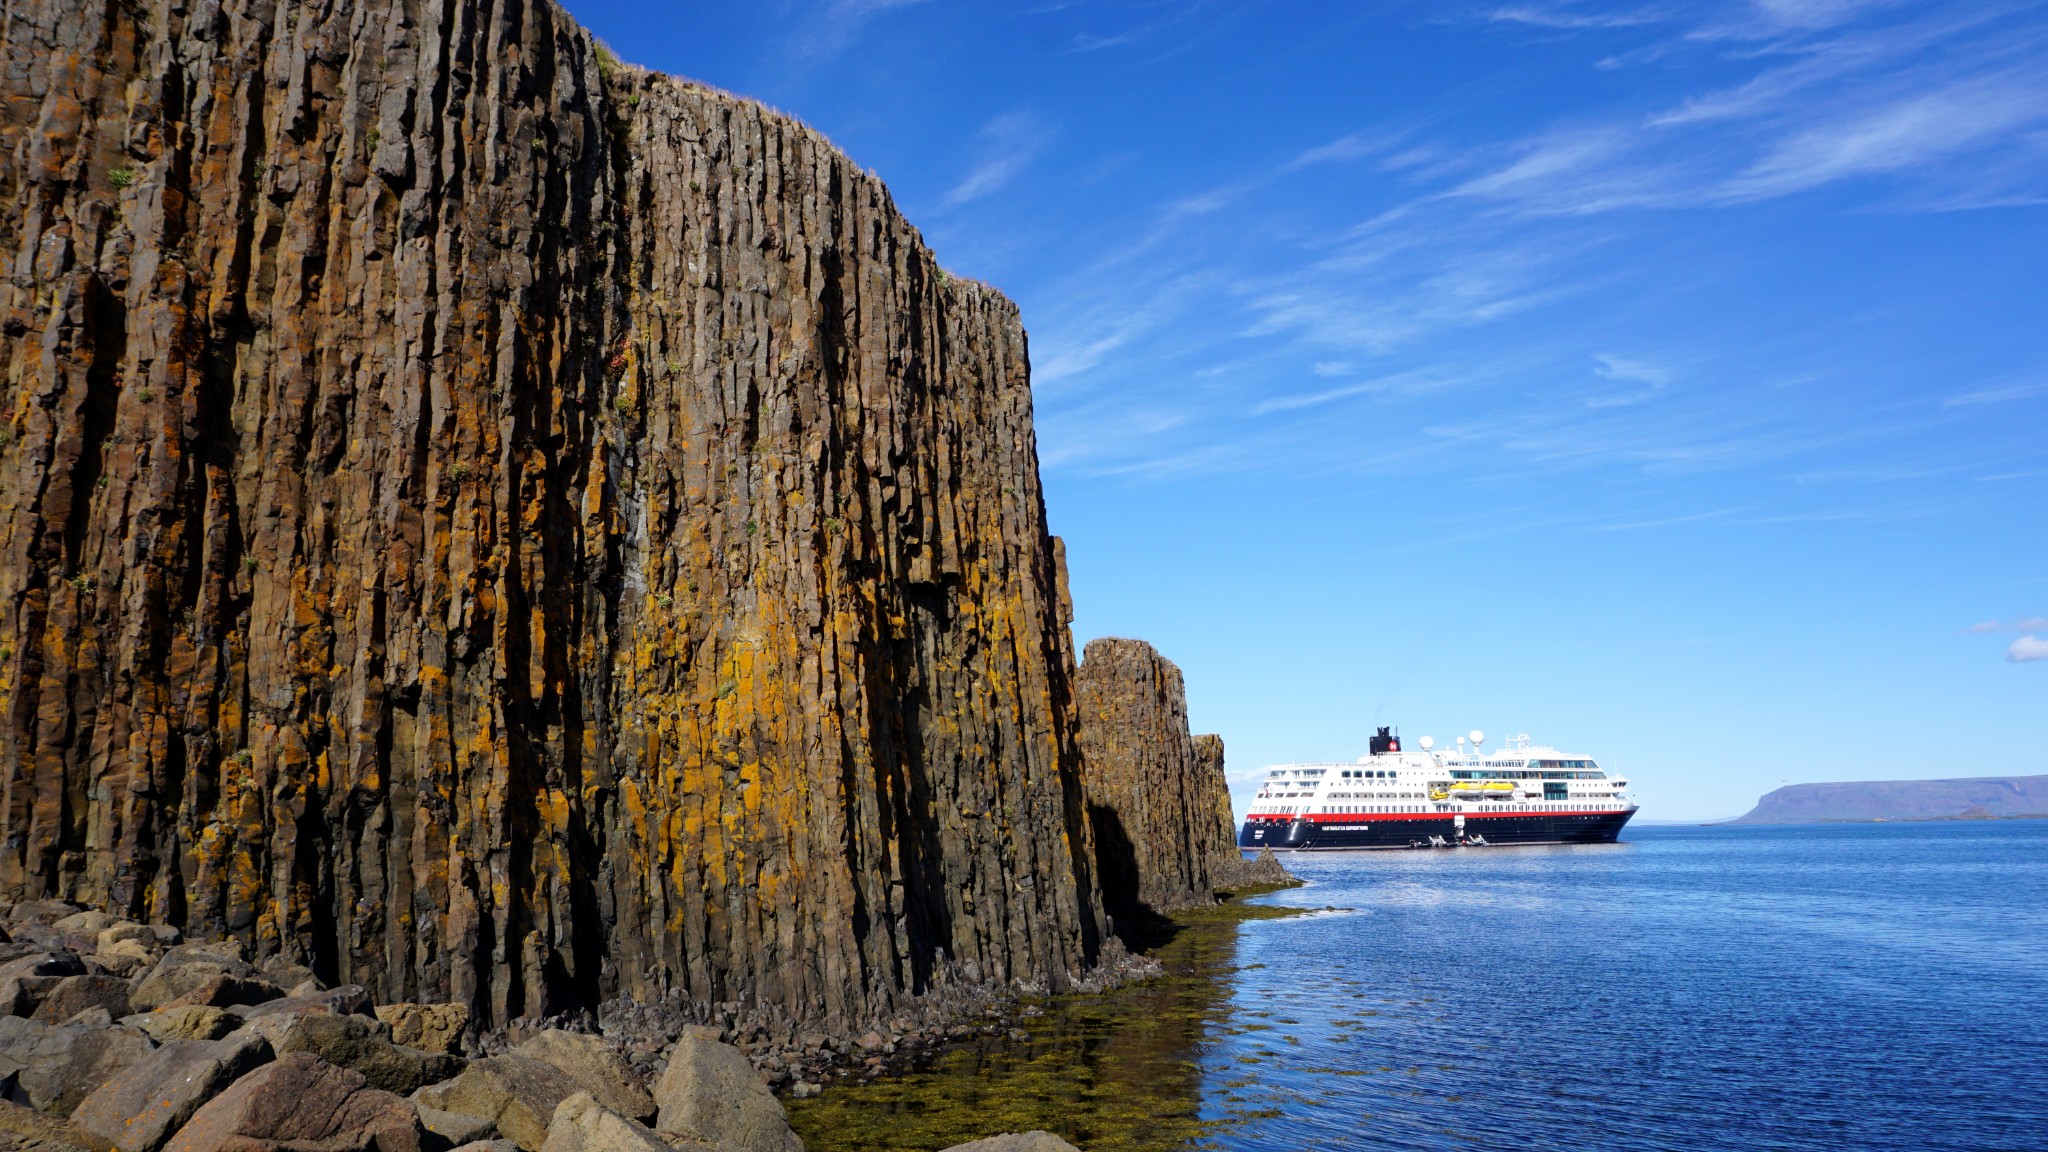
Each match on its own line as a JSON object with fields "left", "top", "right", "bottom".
{"left": 1237, "top": 728, "right": 1636, "bottom": 850}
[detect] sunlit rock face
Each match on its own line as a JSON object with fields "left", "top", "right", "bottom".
{"left": 0, "top": 0, "right": 1106, "bottom": 1028}
{"left": 1073, "top": 639, "right": 1239, "bottom": 929}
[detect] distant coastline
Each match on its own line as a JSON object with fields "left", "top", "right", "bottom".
{"left": 1727, "top": 775, "right": 2048, "bottom": 825}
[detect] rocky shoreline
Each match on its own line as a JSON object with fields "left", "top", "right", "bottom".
{"left": 0, "top": 896, "right": 1174, "bottom": 1152}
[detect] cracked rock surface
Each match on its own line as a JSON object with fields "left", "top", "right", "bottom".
{"left": 0, "top": 0, "right": 1106, "bottom": 1031}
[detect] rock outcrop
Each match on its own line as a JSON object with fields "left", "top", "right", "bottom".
{"left": 161, "top": 1052, "right": 423, "bottom": 1152}
{"left": 0, "top": 0, "right": 1104, "bottom": 1031}
{"left": 1072, "top": 640, "right": 1246, "bottom": 930}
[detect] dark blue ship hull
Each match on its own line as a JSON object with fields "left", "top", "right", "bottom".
{"left": 1238, "top": 809, "right": 1633, "bottom": 850}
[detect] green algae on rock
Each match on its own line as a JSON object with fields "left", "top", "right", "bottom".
{"left": 784, "top": 898, "right": 1316, "bottom": 1152}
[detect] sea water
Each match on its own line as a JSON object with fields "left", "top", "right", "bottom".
{"left": 787, "top": 822, "right": 2048, "bottom": 1151}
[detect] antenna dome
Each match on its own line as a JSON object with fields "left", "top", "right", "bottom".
{"left": 1469, "top": 729, "right": 1486, "bottom": 746}
{"left": 1419, "top": 735, "right": 1435, "bottom": 750}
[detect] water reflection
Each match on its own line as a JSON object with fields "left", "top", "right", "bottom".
{"left": 786, "top": 910, "right": 1269, "bottom": 1152}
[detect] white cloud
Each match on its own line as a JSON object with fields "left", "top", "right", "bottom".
{"left": 1722, "top": 76, "right": 2048, "bottom": 200}
{"left": 1944, "top": 376, "right": 2047, "bottom": 407}
{"left": 2008, "top": 635, "right": 2048, "bottom": 662}
{"left": 2021, "top": 617, "right": 2048, "bottom": 631}
{"left": 1746, "top": 0, "right": 1912, "bottom": 33}
{"left": 1487, "top": 5, "right": 1664, "bottom": 30}
{"left": 1288, "top": 132, "right": 1404, "bottom": 170}
{"left": 1966, "top": 620, "right": 2002, "bottom": 633}
{"left": 942, "top": 113, "right": 1054, "bottom": 208}
{"left": 1594, "top": 353, "right": 1674, "bottom": 385}
{"left": 794, "top": 0, "right": 935, "bottom": 59}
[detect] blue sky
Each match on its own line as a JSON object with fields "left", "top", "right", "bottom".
{"left": 565, "top": 0, "right": 2048, "bottom": 820}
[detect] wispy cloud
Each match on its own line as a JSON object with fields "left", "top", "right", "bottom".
{"left": 1445, "top": 6, "right": 2048, "bottom": 214}
{"left": 1966, "top": 620, "right": 2003, "bottom": 633}
{"left": 1944, "top": 374, "right": 2048, "bottom": 407}
{"left": 793, "top": 0, "right": 935, "bottom": 59}
{"left": 2008, "top": 635, "right": 2048, "bottom": 662}
{"left": 1722, "top": 74, "right": 2048, "bottom": 200}
{"left": 1594, "top": 353, "right": 1675, "bottom": 385}
{"left": 2021, "top": 616, "right": 2048, "bottom": 631}
{"left": 1580, "top": 508, "right": 1735, "bottom": 532}
{"left": 1014, "top": 0, "right": 2048, "bottom": 497}
{"left": 1287, "top": 132, "right": 1404, "bottom": 170}
{"left": 1487, "top": 5, "right": 1665, "bottom": 31}
{"left": 942, "top": 113, "right": 1054, "bottom": 208}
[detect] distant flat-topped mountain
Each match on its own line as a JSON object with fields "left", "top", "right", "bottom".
{"left": 1731, "top": 775, "right": 2048, "bottom": 824}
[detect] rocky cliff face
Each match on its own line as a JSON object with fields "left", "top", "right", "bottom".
{"left": 0, "top": 0, "right": 1104, "bottom": 1030}
{"left": 1191, "top": 735, "right": 1233, "bottom": 862}
{"left": 1072, "top": 639, "right": 1238, "bottom": 926}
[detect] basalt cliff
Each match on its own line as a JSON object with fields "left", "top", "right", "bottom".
{"left": 1073, "top": 639, "right": 1254, "bottom": 931}
{"left": 0, "top": 0, "right": 1118, "bottom": 1033}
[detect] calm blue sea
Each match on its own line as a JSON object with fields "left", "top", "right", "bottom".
{"left": 1213, "top": 822, "right": 2048, "bottom": 1152}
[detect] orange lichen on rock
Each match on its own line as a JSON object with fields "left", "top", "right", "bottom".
{"left": 0, "top": 0, "right": 1105, "bottom": 1029}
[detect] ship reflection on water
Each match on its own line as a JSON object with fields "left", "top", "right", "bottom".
{"left": 785, "top": 904, "right": 1295, "bottom": 1152}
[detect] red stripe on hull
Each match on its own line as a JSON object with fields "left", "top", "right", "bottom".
{"left": 1248, "top": 810, "right": 1633, "bottom": 823}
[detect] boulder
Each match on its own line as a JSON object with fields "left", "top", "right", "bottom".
{"left": 127, "top": 966, "right": 234, "bottom": 1015}
{"left": 0, "top": 1099, "right": 117, "bottom": 1152}
{"left": 4, "top": 904, "right": 77, "bottom": 926}
{"left": 513, "top": 1033, "right": 652, "bottom": 1122}
{"left": 0, "top": 955, "right": 86, "bottom": 1017}
{"left": 0, "top": 1017, "right": 154, "bottom": 1115}
{"left": 375, "top": 1005, "right": 469, "bottom": 1057}
{"left": 126, "top": 1007, "right": 238, "bottom": 1044}
{"left": 652, "top": 1029, "right": 801, "bottom": 1152}
{"left": 71, "top": 1034, "right": 272, "bottom": 1152}
{"left": 410, "top": 1056, "right": 581, "bottom": 1152}
{"left": 142, "top": 946, "right": 255, "bottom": 981}
{"left": 239, "top": 985, "right": 373, "bottom": 1021}
{"left": 29, "top": 978, "right": 131, "bottom": 1025}
{"left": 937, "top": 1136, "right": 1080, "bottom": 1152}
{"left": 447, "top": 1143, "right": 520, "bottom": 1152}
{"left": 416, "top": 1108, "right": 496, "bottom": 1147}
{"left": 254, "top": 957, "right": 321, "bottom": 993}
{"left": 85, "top": 945, "right": 154, "bottom": 980}
{"left": 48, "top": 915, "right": 119, "bottom": 939}
{"left": 162, "top": 1052, "right": 421, "bottom": 1152}
{"left": 92, "top": 926, "right": 167, "bottom": 954}
{"left": 540, "top": 1094, "right": 716, "bottom": 1152}
{"left": 264, "top": 1014, "right": 462, "bottom": 1095}
{"left": 165, "top": 941, "right": 245, "bottom": 967}
{"left": 157, "top": 974, "right": 281, "bottom": 1013}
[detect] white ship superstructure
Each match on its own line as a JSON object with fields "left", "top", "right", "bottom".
{"left": 1239, "top": 728, "right": 1637, "bottom": 850}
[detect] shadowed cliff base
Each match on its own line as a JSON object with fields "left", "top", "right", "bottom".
{"left": 0, "top": 0, "right": 1109, "bottom": 1035}
{"left": 1073, "top": 639, "right": 1294, "bottom": 950}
